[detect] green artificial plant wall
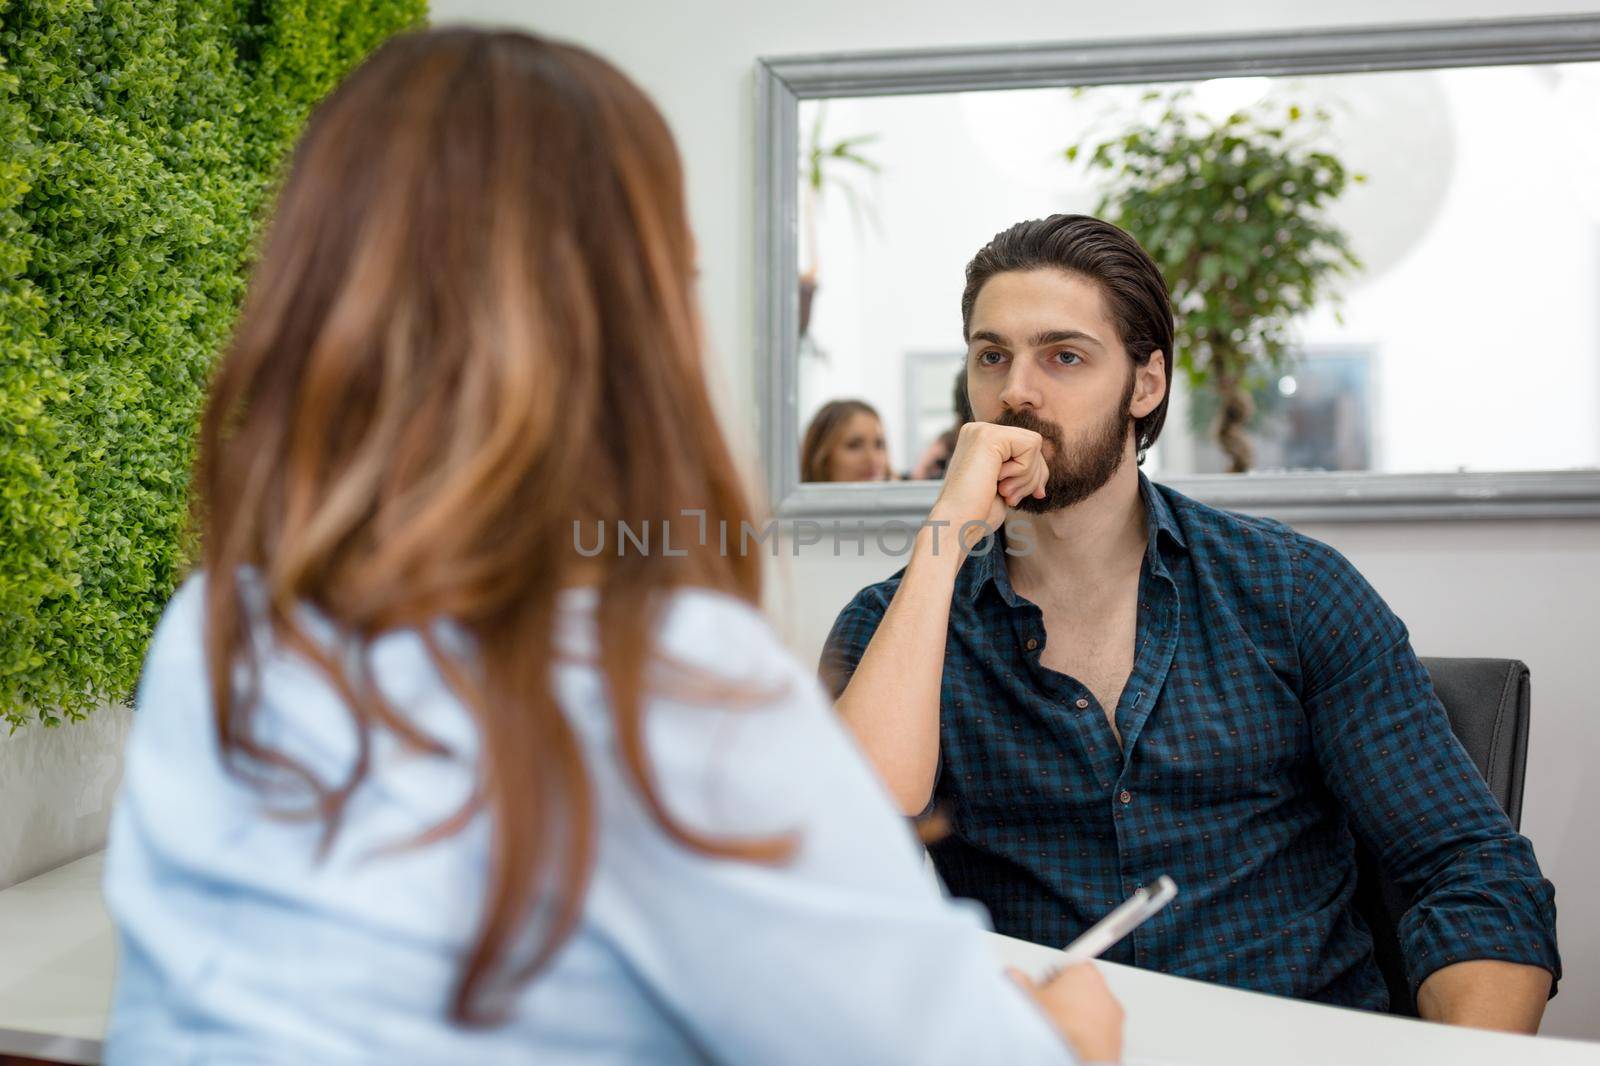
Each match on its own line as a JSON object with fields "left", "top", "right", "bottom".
{"left": 0, "top": 0, "right": 425, "bottom": 727}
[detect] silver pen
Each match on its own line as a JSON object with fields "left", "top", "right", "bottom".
{"left": 1056, "top": 875, "right": 1179, "bottom": 968}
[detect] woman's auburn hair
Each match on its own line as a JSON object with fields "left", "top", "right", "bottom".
{"left": 196, "top": 27, "right": 788, "bottom": 1024}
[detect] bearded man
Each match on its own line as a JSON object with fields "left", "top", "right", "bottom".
{"left": 819, "top": 214, "right": 1559, "bottom": 1031}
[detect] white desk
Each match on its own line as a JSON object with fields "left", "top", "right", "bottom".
{"left": 0, "top": 851, "right": 1595, "bottom": 1065}
{"left": 994, "top": 934, "right": 1599, "bottom": 1066}
{"left": 0, "top": 854, "right": 110, "bottom": 1064}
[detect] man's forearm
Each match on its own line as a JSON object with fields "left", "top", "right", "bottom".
{"left": 835, "top": 523, "right": 966, "bottom": 814}
{"left": 1416, "top": 960, "right": 1551, "bottom": 1033}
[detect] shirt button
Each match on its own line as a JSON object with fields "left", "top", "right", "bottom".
{"left": 1119, "top": 789, "right": 1133, "bottom": 805}
{"left": 1025, "top": 638, "right": 1038, "bottom": 651}
{"left": 1075, "top": 698, "right": 1090, "bottom": 709}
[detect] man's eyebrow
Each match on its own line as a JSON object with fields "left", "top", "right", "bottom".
{"left": 1031, "top": 329, "right": 1105, "bottom": 350}
{"left": 967, "top": 328, "right": 1106, "bottom": 350}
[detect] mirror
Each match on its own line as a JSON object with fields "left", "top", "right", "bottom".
{"left": 758, "top": 17, "right": 1600, "bottom": 520}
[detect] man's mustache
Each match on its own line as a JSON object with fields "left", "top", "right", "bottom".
{"left": 993, "top": 409, "right": 1064, "bottom": 449}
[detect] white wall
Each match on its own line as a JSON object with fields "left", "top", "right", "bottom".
{"left": 437, "top": 0, "right": 1600, "bottom": 1040}
{"left": 0, "top": 707, "right": 131, "bottom": 890}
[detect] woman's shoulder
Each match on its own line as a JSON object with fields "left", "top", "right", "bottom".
{"left": 145, "top": 568, "right": 269, "bottom": 650}
{"left": 656, "top": 586, "right": 789, "bottom": 662}
{"left": 139, "top": 568, "right": 290, "bottom": 690}
{"left": 138, "top": 572, "right": 211, "bottom": 683}
{"left": 561, "top": 583, "right": 800, "bottom": 684}
{"left": 662, "top": 589, "right": 830, "bottom": 721}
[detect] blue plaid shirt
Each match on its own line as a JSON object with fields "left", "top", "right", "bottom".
{"left": 819, "top": 475, "right": 1560, "bottom": 1008}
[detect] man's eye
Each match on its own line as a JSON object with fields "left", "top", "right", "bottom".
{"left": 1055, "top": 351, "right": 1082, "bottom": 366}
{"left": 978, "top": 350, "right": 1004, "bottom": 366}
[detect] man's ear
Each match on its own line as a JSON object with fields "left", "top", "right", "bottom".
{"left": 1130, "top": 351, "right": 1167, "bottom": 419}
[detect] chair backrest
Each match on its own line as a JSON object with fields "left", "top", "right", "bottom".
{"left": 1350, "top": 657, "right": 1532, "bottom": 1016}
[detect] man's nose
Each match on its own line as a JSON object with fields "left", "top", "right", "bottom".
{"left": 998, "top": 362, "right": 1041, "bottom": 413}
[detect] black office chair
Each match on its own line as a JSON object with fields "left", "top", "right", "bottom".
{"left": 1350, "top": 657, "right": 1532, "bottom": 1017}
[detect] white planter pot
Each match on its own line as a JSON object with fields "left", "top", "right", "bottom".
{"left": 0, "top": 706, "right": 134, "bottom": 889}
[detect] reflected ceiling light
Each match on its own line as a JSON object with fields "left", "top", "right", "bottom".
{"left": 1307, "top": 69, "right": 1453, "bottom": 285}
{"left": 955, "top": 86, "right": 1105, "bottom": 199}
{"left": 1192, "top": 76, "right": 1271, "bottom": 120}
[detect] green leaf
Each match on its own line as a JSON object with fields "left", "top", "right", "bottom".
{"left": 1064, "top": 87, "right": 1362, "bottom": 450}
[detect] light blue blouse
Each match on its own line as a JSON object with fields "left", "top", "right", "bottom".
{"left": 103, "top": 576, "right": 1074, "bottom": 1064}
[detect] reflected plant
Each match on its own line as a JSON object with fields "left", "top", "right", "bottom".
{"left": 1066, "top": 89, "right": 1364, "bottom": 472}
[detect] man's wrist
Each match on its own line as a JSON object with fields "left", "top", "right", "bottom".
{"left": 924, "top": 509, "right": 1002, "bottom": 557}
{"left": 911, "top": 516, "right": 972, "bottom": 572}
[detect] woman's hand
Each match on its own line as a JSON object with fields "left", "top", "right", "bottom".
{"left": 1008, "top": 963, "right": 1125, "bottom": 1065}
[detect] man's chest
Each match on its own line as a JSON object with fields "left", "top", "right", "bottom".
{"left": 938, "top": 587, "right": 1308, "bottom": 809}
{"left": 1034, "top": 596, "right": 1138, "bottom": 736}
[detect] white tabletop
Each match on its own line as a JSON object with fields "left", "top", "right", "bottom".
{"left": 0, "top": 851, "right": 1595, "bottom": 1065}
{"left": 0, "top": 853, "right": 111, "bottom": 1065}
{"left": 993, "top": 933, "right": 1599, "bottom": 1066}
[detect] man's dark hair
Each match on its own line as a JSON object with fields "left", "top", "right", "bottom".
{"left": 961, "top": 214, "right": 1174, "bottom": 457}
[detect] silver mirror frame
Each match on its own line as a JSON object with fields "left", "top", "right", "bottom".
{"left": 755, "top": 14, "right": 1600, "bottom": 524}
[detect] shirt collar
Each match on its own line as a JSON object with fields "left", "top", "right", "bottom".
{"left": 961, "top": 471, "right": 1187, "bottom": 605}
{"left": 1141, "top": 472, "right": 1188, "bottom": 556}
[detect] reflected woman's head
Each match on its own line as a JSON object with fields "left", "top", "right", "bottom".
{"left": 801, "top": 399, "right": 891, "bottom": 482}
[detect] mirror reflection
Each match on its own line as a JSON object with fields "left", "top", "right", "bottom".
{"left": 797, "top": 64, "right": 1600, "bottom": 482}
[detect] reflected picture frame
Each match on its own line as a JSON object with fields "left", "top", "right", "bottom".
{"left": 755, "top": 14, "right": 1600, "bottom": 523}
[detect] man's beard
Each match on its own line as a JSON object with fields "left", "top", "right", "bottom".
{"left": 994, "top": 376, "right": 1135, "bottom": 514}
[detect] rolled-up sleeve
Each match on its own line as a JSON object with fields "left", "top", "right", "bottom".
{"left": 1289, "top": 535, "right": 1560, "bottom": 997}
